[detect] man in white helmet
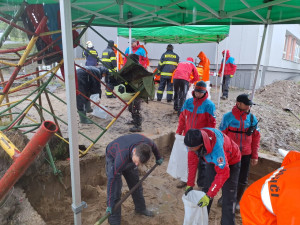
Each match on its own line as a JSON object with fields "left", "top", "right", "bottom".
{"left": 83, "top": 41, "right": 100, "bottom": 66}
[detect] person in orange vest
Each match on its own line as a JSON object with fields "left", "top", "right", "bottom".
{"left": 197, "top": 51, "right": 210, "bottom": 82}
{"left": 240, "top": 149, "right": 300, "bottom": 225}
{"left": 113, "top": 44, "right": 124, "bottom": 70}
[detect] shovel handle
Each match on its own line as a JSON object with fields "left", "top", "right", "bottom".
{"left": 94, "top": 163, "right": 159, "bottom": 225}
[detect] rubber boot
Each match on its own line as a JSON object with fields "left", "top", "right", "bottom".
{"left": 135, "top": 208, "right": 154, "bottom": 217}
{"left": 236, "top": 184, "right": 247, "bottom": 211}
{"left": 78, "top": 111, "right": 93, "bottom": 124}
{"left": 85, "top": 101, "right": 93, "bottom": 113}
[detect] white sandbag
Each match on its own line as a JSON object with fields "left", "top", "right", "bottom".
{"left": 182, "top": 190, "right": 208, "bottom": 225}
{"left": 167, "top": 134, "right": 188, "bottom": 182}
{"left": 90, "top": 94, "right": 108, "bottom": 119}
{"left": 186, "top": 85, "right": 194, "bottom": 99}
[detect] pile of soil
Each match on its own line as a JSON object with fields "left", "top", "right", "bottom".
{"left": 0, "top": 79, "right": 299, "bottom": 225}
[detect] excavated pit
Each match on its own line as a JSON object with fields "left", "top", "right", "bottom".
{"left": 14, "top": 132, "right": 282, "bottom": 225}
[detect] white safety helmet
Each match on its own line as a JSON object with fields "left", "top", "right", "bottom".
{"left": 86, "top": 41, "right": 93, "bottom": 48}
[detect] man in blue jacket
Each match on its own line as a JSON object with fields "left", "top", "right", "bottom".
{"left": 106, "top": 134, "right": 164, "bottom": 225}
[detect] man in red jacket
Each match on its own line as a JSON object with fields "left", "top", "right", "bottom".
{"left": 175, "top": 81, "right": 216, "bottom": 188}
{"left": 218, "top": 93, "right": 260, "bottom": 210}
{"left": 184, "top": 128, "right": 241, "bottom": 225}
{"left": 173, "top": 57, "right": 199, "bottom": 116}
{"left": 218, "top": 50, "right": 237, "bottom": 100}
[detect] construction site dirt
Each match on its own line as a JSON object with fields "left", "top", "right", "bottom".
{"left": 0, "top": 78, "right": 299, "bottom": 225}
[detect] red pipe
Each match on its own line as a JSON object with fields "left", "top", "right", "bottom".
{"left": 0, "top": 121, "right": 58, "bottom": 201}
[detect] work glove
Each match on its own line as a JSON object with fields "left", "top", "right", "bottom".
{"left": 106, "top": 207, "right": 112, "bottom": 214}
{"left": 229, "top": 75, "right": 234, "bottom": 78}
{"left": 156, "top": 158, "right": 164, "bottom": 165}
{"left": 197, "top": 194, "right": 211, "bottom": 207}
{"left": 184, "top": 186, "right": 193, "bottom": 196}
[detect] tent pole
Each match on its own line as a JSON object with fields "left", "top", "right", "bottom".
{"left": 250, "top": 23, "right": 268, "bottom": 100}
{"left": 59, "top": 1, "right": 85, "bottom": 225}
{"left": 129, "top": 27, "right": 132, "bottom": 53}
{"left": 117, "top": 35, "right": 119, "bottom": 71}
{"left": 217, "top": 37, "right": 228, "bottom": 108}
{"left": 215, "top": 42, "right": 219, "bottom": 101}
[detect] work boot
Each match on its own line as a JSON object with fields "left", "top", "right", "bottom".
{"left": 135, "top": 209, "right": 154, "bottom": 217}
{"left": 129, "top": 126, "right": 142, "bottom": 132}
{"left": 107, "top": 95, "right": 116, "bottom": 98}
{"left": 217, "top": 196, "right": 222, "bottom": 207}
{"left": 78, "top": 111, "right": 93, "bottom": 124}
{"left": 221, "top": 96, "right": 228, "bottom": 100}
{"left": 176, "top": 181, "right": 187, "bottom": 188}
{"left": 85, "top": 101, "right": 93, "bottom": 113}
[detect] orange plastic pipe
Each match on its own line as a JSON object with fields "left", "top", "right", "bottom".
{"left": 0, "top": 121, "right": 58, "bottom": 201}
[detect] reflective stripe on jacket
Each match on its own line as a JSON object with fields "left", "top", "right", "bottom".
{"left": 157, "top": 50, "right": 179, "bottom": 77}
{"left": 83, "top": 47, "right": 99, "bottom": 66}
{"left": 102, "top": 46, "right": 117, "bottom": 72}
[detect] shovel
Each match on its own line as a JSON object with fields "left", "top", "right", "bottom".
{"left": 283, "top": 108, "right": 300, "bottom": 122}
{"left": 94, "top": 163, "right": 158, "bottom": 225}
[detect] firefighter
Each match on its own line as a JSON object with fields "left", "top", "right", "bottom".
{"left": 156, "top": 44, "right": 179, "bottom": 102}
{"left": 184, "top": 128, "right": 241, "bottom": 225}
{"left": 240, "top": 150, "right": 300, "bottom": 225}
{"left": 218, "top": 93, "right": 260, "bottom": 210}
{"left": 105, "top": 134, "right": 164, "bottom": 225}
{"left": 76, "top": 66, "right": 108, "bottom": 124}
{"left": 82, "top": 41, "right": 100, "bottom": 66}
{"left": 102, "top": 40, "right": 118, "bottom": 98}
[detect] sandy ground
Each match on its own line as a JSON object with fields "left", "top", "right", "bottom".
{"left": 0, "top": 75, "right": 299, "bottom": 224}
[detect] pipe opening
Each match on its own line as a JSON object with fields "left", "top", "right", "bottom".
{"left": 43, "top": 121, "right": 57, "bottom": 132}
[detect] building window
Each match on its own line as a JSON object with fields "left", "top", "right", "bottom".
{"left": 283, "top": 33, "right": 300, "bottom": 63}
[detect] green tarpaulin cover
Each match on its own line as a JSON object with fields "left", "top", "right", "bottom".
{"left": 117, "top": 25, "right": 229, "bottom": 43}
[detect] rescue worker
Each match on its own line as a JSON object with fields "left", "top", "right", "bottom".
{"left": 105, "top": 134, "right": 164, "bottom": 225}
{"left": 124, "top": 38, "right": 148, "bottom": 69}
{"left": 113, "top": 44, "right": 124, "bottom": 70}
{"left": 218, "top": 50, "right": 237, "bottom": 100}
{"left": 175, "top": 81, "right": 216, "bottom": 188}
{"left": 102, "top": 40, "right": 118, "bottom": 98}
{"left": 240, "top": 150, "right": 300, "bottom": 225}
{"left": 184, "top": 128, "right": 241, "bottom": 225}
{"left": 76, "top": 66, "right": 108, "bottom": 124}
{"left": 218, "top": 93, "right": 260, "bottom": 210}
{"left": 82, "top": 41, "right": 100, "bottom": 66}
{"left": 173, "top": 57, "right": 199, "bottom": 116}
{"left": 156, "top": 44, "right": 179, "bottom": 102}
{"left": 197, "top": 51, "right": 210, "bottom": 82}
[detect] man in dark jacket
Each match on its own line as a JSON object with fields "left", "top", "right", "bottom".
{"left": 82, "top": 41, "right": 100, "bottom": 66}
{"left": 105, "top": 134, "right": 164, "bottom": 225}
{"left": 102, "top": 40, "right": 118, "bottom": 98}
{"left": 76, "top": 66, "right": 108, "bottom": 124}
{"left": 156, "top": 44, "right": 179, "bottom": 102}
{"left": 184, "top": 128, "right": 241, "bottom": 225}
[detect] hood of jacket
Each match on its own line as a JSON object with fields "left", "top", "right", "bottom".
{"left": 197, "top": 51, "right": 207, "bottom": 62}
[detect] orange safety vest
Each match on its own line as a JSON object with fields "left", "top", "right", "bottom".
{"left": 240, "top": 151, "right": 300, "bottom": 225}
{"left": 113, "top": 44, "right": 124, "bottom": 70}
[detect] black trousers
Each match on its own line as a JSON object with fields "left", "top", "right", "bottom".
{"left": 105, "top": 72, "right": 118, "bottom": 97}
{"left": 203, "top": 162, "right": 241, "bottom": 225}
{"left": 221, "top": 76, "right": 231, "bottom": 98}
{"left": 128, "top": 97, "right": 142, "bottom": 127}
{"left": 173, "top": 79, "right": 189, "bottom": 111}
{"left": 196, "top": 157, "right": 207, "bottom": 187}
{"left": 157, "top": 76, "right": 173, "bottom": 101}
{"left": 238, "top": 154, "right": 251, "bottom": 185}
{"left": 106, "top": 158, "right": 146, "bottom": 225}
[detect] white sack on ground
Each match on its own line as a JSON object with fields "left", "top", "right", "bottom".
{"left": 167, "top": 134, "right": 187, "bottom": 182}
{"left": 90, "top": 94, "right": 108, "bottom": 119}
{"left": 182, "top": 190, "right": 208, "bottom": 225}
